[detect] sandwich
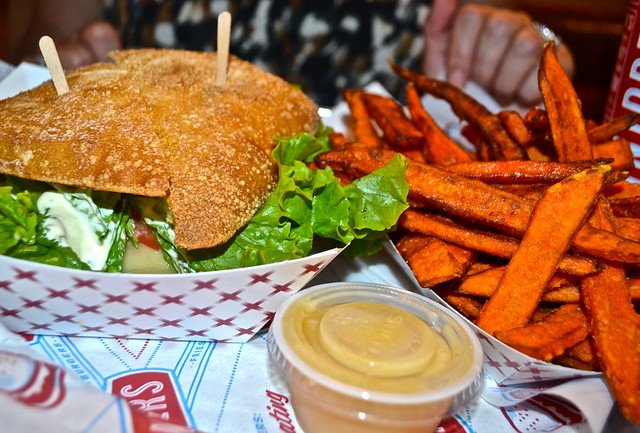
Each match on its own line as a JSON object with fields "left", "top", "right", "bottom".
{"left": 0, "top": 49, "right": 408, "bottom": 273}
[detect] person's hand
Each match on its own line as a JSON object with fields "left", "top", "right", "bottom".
{"left": 22, "top": 21, "right": 121, "bottom": 70}
{"left": 422, "top": 0, "right": 575, "bottom": 107}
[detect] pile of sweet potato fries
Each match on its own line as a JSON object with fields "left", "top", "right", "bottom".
{"left": 315, "top": 43, "right": 640, "bottom": 423}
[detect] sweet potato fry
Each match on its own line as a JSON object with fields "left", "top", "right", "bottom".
{"left": 580, "top": 202, "right": 640, "bottom": 424}
{"left": 460, "top": 123, "right": 481, "bottom": 144}
{"left": 555, "top": 355, "right": 599, "bottom": 371}
{"left": 493, "top": 304, "right": 589, "bottom": 361}
{"left": 405, "top": 83, "right": 474, "bottom": 164}
{"left": 442, "top": 159, "right": 612, "bottom": 184}
{"left": 588, "top": 111, "right": 639, "bottom": 143}
{"left": 361, "top": 92, "right": 424, "bottom": 149}
{"left": 602, "top": 168, "right": 632, "bottom": 186}
{"left": 571, "top": 222, "right": 640, "bottom": 263}
{"left": 317, "top": 144, "right": 640, "bottom": 263}
{"left": 437, "top": 288, "right": 484, "bottom": 320}
{"left": 398, "top": 209, "right": 600, "bottom": 277}
{"left": 456, "top": 265, "right": 579, "bottom": 298}
{"left": 396, "top": 233, "right": 475, "bottom": 287}
{"left": 461, "top": 124, "right": 493, "bottom": 161}
{"left": 403, "top": 148, "right": 428, "bottom": 163}
{"left": 523, "top": 107, "right": 550, "bottom": 130}
{"left": 342, "top": 89, "right": 384, "bottom": 148}
{"left": 609, "top": 196, "right": 640, "bottom": 218}
{"left": 329, "top": 131, "right": 350, "bottom": 150}
{"left": 522, "top": 132, "right": 557, "bottom": 161}
{"left": 390, "top": 62, "right": 528, "bottom": 161}
{"left": 541, "top": 285, "right": 582, "bottom": 303}
{"left": 613, "top": 217, "right": 640, "bottom": 241}
{"left": 465, "top": 260, "right": 500, "bottom": 276}
{"left": 499, "top": 110, "right": 533, "bottom": 147}
{"left": 605, "top": 180, "right": 640, "bottom": 198}
{"left": 332, "top": 52, "right": 640, "bottom": 418}
{"left": 539, "top": 42, "right": 592, "bottom": 162}
{"left": 592, "top": 137, "right": 635, "bottom": 171}
{"left": 582, "top": 279, "right": 640, "bottom": 417}
{"left": 459, "top": 123, "right": 479, "bottom": 143}
{"left": 475, "top": 166, "right": 607, "bottom": 334}
{"left": 566, "top": 338, "right": 600, "bottom": 369}
{"left": 455, "top": 266, "right": 518, "bottom": 296}
{"left": 458, "top": 275, "right": 640, "bottom": 305}
{"left": 493, "top": 183, "right": 548, "bottom": 199}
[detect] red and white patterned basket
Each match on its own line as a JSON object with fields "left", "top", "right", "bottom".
{"left": 0, "top": 248, "right": 342, "bottom": 342}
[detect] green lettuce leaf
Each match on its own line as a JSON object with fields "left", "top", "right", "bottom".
{"left": 0, "top": 186, "right": 38, "bottom": 253}
{"left": 188, "top": 128, "right": 409, "bottom": 271}
{"left": 103, "top": 197, "right": 134, "bottom": 273}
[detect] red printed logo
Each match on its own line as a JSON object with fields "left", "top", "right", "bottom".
{"left": 0, "top": 350, "right": 66, "bottom": 409}
{"left": 109, "top": 370, "right": 189, "bottom": 426}
{"left": 266, "top": 389, "right": 297, "bottom": 433}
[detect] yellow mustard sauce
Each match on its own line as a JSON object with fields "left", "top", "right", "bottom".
{"left": 282, "top": 299, "right": 472, "bottom": 394}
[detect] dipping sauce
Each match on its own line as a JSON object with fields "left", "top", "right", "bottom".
{"left": 283, "top": 299, "right": 470, "bottom": 393}
{"left": 318, "top": 302, "right": 438, "bottom": 377}
{"left": 268, "top": 283, "right": 484, "bottom": 433}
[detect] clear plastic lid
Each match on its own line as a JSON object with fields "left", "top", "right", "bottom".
{"left": 268, "top": 282, "right": 485, "bottom": 417}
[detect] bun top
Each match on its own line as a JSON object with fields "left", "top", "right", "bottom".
{"left": 0, "top": 62, "right": 169, "bottom": 197}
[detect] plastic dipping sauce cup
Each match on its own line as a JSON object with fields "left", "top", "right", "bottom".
{"left": 267, "top": 282, "right": 484, "bottom": 433}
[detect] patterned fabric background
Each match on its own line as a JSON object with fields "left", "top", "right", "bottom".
{"left": 103, "top": 0, "right": 430, "bottom": 105}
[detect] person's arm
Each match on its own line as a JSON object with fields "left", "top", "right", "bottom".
{"left": 13, "top": 0, "right": 120, "bottom": 69}
{"left": 423, "top": 0, "right": 574, "bottom": 107}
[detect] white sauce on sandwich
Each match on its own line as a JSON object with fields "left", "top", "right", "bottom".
{"left": 37, "top": 191, "right": 115, "bottom": 270}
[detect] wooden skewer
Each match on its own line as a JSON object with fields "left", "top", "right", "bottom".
{"left": 216, "top": 11, "right": 231, "bottom": 87}
{"left": 38, "top": 36, "right": 69, "bottom": 95}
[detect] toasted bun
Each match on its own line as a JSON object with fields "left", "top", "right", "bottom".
{"left": 0, "top": 63, "right": 169, "bottom": 196}
{"left": 110, "top": 49, "right": 319, "bottom": 249}
{"left": 0, "top": 49, "right": 319, "bottom": 250}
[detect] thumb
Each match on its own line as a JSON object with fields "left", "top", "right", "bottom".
{"left": 422, "top": 0, "right": 458, "bottom": 77}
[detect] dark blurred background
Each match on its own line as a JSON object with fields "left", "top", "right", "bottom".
{"left": 1, "top": 0, "right": 630, "bottom": 121}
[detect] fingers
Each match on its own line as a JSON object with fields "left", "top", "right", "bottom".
{"left": 471, "top": 9, "right": 530, "bottom": 90}
{"left": 492, "top": 29, "right": 574, "bottom": 106}
{"left": 446, "top": 4, "right": 490, "bottom": 88}
{"left": 490, "top": 25, "right": 545, "bottom": 105}
{"left": 433, "top": 3, "right": 575, "bottom": 107}
{"left": 422, "top": 0, "right": 458, "bottom": 78}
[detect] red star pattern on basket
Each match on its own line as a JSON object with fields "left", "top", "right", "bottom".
{"left": 0, "top": 248, "right": 342, "bottom": 342}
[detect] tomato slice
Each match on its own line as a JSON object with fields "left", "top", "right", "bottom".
{"left": 131, "top": 207, "right": 162, "bottom": 250}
